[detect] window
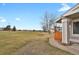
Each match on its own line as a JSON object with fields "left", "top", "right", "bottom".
{"left": 73, "top": 22, "right": 79, "bottom": 34}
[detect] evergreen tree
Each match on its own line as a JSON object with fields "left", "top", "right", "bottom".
{"left": 12, "top": 26, "right": 16, "bottom": 31}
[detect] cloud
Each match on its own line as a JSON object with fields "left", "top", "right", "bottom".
{"left": 58, "top": 3, "right": 71, "bottom": 12}
{"left": 15, "top": 18, "right": 21, "bottom": 21}
{"left": 0, "top": 17, "right": 6, "bottom": 22}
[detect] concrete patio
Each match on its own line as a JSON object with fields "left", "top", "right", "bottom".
{"left": 49, "top": 38, "right": 79, "bottom": 55}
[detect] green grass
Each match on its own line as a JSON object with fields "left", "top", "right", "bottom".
{"left": 0, "top": 31, "right": 72, "bottom": 55}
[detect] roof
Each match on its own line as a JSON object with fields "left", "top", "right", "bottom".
{"left": 54, "top": 16, "right": 62, "bottom": 23}
{"left": 55, "top": 3, "right": 79, "bottom": 23}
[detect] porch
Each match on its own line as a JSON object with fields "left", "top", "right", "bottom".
{"left": 61, "top": 12, "right": 79, "bottom": 44}
{"left": 49, "top": 38, "right": 79, "bottom": 54}
{"left": 70, "top": 37, "right": 79, "bottom": 43}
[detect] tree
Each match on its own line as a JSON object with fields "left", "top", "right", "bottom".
{"left": 3, "top": 25, "right": 11, "bottom": 31}
{"left": 41, "top": 11, "right": 56, "bottom": 32}
{"left": 12, "top": 26, "right": 16, "bottom": 31}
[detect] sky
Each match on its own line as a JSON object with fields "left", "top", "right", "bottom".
{"left": 0, "top": 3, "right": 76, "bottom": 30}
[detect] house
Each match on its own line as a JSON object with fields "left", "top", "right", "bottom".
{"left": 50, "top": 17, "right": 62, "bottom": 33}
{"left": 50, "top": 4, "right": 79, "bottom": 45}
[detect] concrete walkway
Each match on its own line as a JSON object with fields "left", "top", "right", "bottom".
{"left": 49, "top": 38, "right": 79, "bottom": 55}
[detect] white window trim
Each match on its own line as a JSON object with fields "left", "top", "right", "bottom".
{"left": 72, "top": 19, "right": 79, "bottom": 37}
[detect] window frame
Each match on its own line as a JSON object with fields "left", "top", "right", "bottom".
{"left": 72, "top": 19, "right": 79, "bottom": 37}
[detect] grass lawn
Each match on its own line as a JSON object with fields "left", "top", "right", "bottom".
{"left": 0, "top": 31, "right": 72, "bottom": 55}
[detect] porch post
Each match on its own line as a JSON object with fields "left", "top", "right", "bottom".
{"left": 62, "top": 17, "right": 70, "bottom": 44}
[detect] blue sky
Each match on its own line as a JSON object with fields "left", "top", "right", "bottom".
{"left": 0, "top": 3, "right": 76, "bottom": 30}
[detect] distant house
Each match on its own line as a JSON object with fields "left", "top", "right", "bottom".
{"left": 50, "top": 18, "right": 62, "bottom": 33}
{"left": 50, "top": 4, "right": 79, "bottom": 45}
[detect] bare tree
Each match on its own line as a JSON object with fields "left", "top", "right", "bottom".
{"left": 41, "top": 12, "right": 49, "bottom": 32}
{"left": 41, "top": 11, "right": 56, "bottom": 32}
